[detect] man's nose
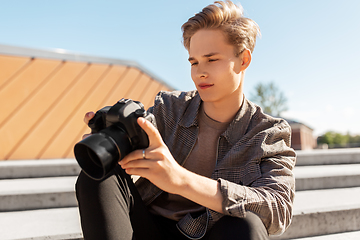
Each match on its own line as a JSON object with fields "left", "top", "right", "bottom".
{"left": 196, "top": 64, "right": 208, "bottom": 79}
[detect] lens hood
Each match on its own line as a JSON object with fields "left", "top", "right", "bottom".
{"left": 74, "top": 133, "right": 120, "bottom": 180}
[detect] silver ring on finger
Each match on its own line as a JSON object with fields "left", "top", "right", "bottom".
{"left": 142, "top": 149, "right": 146, "bottom": 159}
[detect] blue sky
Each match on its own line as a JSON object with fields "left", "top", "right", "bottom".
{"left": 1, "top": 0, "right": 360, "bottom": 136}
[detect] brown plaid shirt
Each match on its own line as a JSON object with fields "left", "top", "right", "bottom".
{"left": 135, "top": 90, "right": 296, "bottom": 238}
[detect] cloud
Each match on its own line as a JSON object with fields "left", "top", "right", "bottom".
{"left": 342, "top": 107, "right": 355, "bottom": 118}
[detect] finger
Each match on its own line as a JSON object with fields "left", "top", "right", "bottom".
{"left": 120, "top": 149, "right": 144, "bottom": 165}
{"left": 83, "top": 111, "right": 95, "bottom": 124}
{"left": 121, "top": 159, "right": 152, "bottom": 169}
{"left": 82, "top": 133, "right": 92, "bottom": 140}
{"left": 137, "top": 117, "right": 163, "bottom": 147}
{"left": 124, "top": 167, "right": 149, "bottom": 178}
{"left": 120, "top": 148, "right": 154, "bottom": 166}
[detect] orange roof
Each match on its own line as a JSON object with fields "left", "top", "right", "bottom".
{"left": 0, "top": 45, "right": 173, "bottom": 160}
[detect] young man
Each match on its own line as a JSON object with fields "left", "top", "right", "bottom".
{"left": 76, "top": 1, "right": 296, "bottom": 240}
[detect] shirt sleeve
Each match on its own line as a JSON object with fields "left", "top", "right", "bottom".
{"left": 218, "top": 120, "right": 296, "bottom": 236}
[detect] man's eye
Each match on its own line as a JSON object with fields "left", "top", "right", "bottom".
{"left": 191, "top": 62, "right": 198, "bottom": 66}
{"left": 209, "top": 59, "right": 218, "bottom": 62}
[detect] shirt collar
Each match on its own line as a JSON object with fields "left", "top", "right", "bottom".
{"left": 179, "top": 92, "right": 253, "bottom": 146}
{"left": 179, "top": 91, "right": 202, "bottom": 128}
{"left": 223, "top": 97, "right": 253, "bottom": 145}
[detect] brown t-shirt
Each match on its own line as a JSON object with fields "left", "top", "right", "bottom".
{"left": 149, "top": 104, "right": 230, "bottom": 221}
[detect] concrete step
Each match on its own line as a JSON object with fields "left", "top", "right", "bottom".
{"left": 291, "top": 230, "right": 360, "bottom": 240}
{"left": 296, "top": 148, "right": 360, "bottom": 166}
{"left": 2, "top": 163, "right": 358, "bottom": 212}
{"left": 2, "top": 186, "right": 359, "bottom": 240}
{"left": 271, "top": 187, "right": 360, "bottom": 239}
{"left": 0, "top": 207, "right": 82, "bottom": 240}
{"left": 294, "top": 163, "right": 360, "bottom": 190}
{"left": 0, "top": 159, "right": 80, "bottom": 179}
{"left": 0, "top": 176, "right": 77, "bottom": 211}
{"left": 1, "top": 154, "right": 359, "bottom": 239}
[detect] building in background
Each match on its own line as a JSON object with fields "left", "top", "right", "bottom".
{"left": 0, "top": 45, "right": 173, "bottom": 161}
{"left": 287, "top": 119, "right": 316, "bottom": 150}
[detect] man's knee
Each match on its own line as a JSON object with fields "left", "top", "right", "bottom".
{"left": 207, "top": 212, "right": 268, "bottom": 240}
{"left": 75, "top": 169, "right": 124, "bottom": 202}
{"left": 244, "top": 212, "right": 269, "bottom": 240}
{"left": 75, "top": 171, "right": 94, "bottom": 201}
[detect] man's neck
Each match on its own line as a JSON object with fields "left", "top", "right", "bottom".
{"left": 202, "top": 93, "right": 244, "bottom": 123}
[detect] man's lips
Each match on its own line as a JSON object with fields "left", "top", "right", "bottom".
{"left": 198, "top": 83, "right": 214, "bottom": 90}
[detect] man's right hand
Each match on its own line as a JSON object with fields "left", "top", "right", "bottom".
{"left": 82, "top": 111, "right": 95, "bottom": 139}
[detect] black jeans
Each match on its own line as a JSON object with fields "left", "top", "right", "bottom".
{"left": 76, "top": 165, "right": 269, "bottom": 240}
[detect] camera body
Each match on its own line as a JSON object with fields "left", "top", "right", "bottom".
{"left": 74, "top": 98, "right": 156, "bottom": 180}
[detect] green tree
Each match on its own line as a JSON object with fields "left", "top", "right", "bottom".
{"left": 348, "top": 133, "right": 360, "bottom": 144}
{"left": 250, "top": 81, "right": 288, "bottom": 116}
{"left": 317, "top": 131, "right": 355, "bottom": 147}
{"left": 317, "top": 132, "right": 334, "bottom": 145}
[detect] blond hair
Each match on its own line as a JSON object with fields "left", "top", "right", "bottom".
{"left": 181, "top": 1, "right": 261, "bottom": 55}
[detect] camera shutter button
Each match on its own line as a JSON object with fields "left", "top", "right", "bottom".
{"left": 135, "top": 109, "right": 145, "bottom": 117}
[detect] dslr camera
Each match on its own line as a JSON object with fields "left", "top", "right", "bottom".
{"left": 74, "top": 98, "right": 156, "bottom": 180}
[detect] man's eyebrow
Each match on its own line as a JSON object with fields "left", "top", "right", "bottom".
{"left": 188, "top": 57, "right": 195, "bottom": 62}
{"left": 188, "top": 53, "right": 219, "bottom": 62}
{"left": 203, "top": 52, "right": 219, "bottom": 58}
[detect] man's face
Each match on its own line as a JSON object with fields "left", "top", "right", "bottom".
{"left": 188, "top": 29, "right": 244, "bottom": 106}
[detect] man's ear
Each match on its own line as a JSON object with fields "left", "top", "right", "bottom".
{"left": 240, "top": 49, "right": 252, "bottom": 71}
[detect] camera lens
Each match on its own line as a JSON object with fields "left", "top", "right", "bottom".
{"left": 87, "top": 148, "right": 102, "bottom": 168}
{"left": 74, "top": 134, "right": 117, "bottom": 179}
{"left": 74, "top": 127, "right": 132, "bottom": 180}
